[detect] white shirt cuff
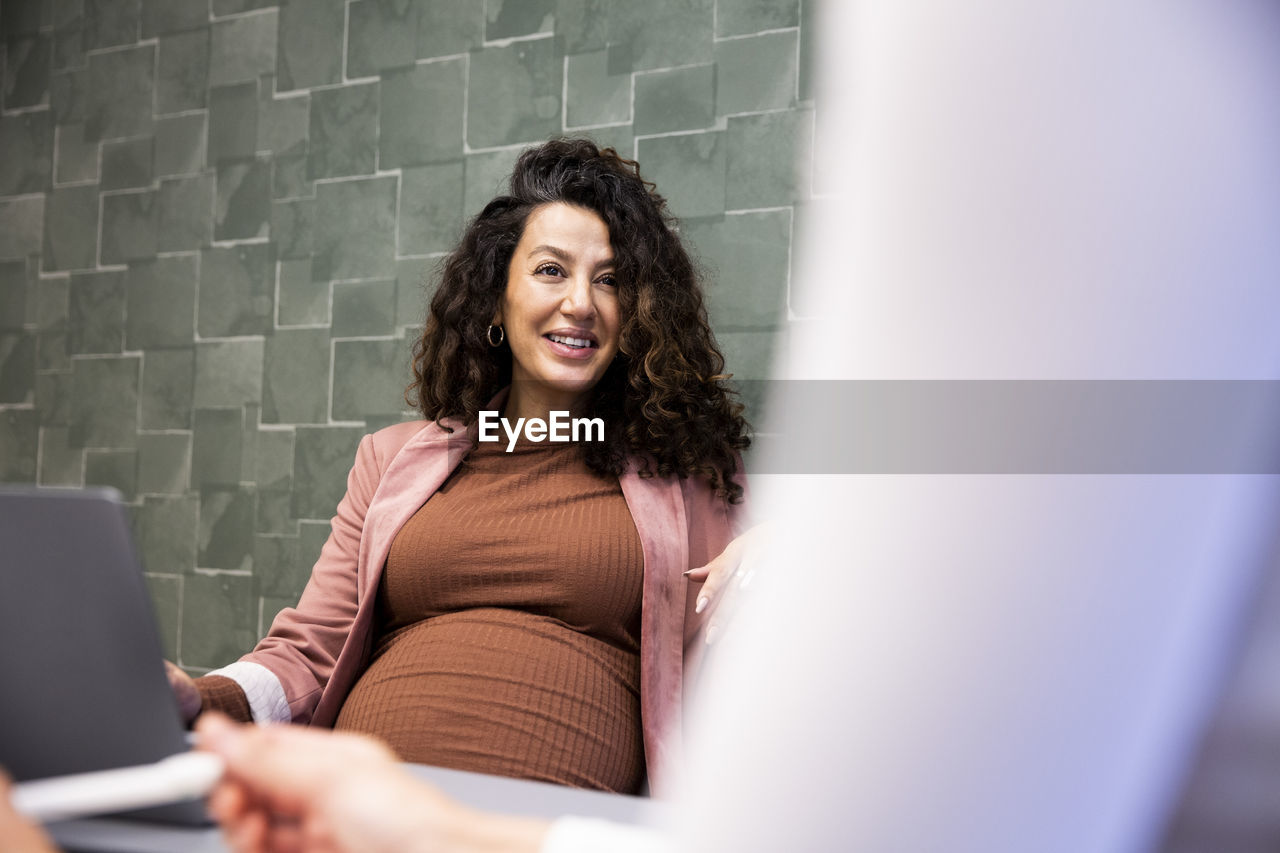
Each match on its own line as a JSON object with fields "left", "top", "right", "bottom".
{"left": 206, "top": 661, "right": 291, "bottom": 724}
{"left": 540, "top": 816, "right": 673, "bottom": 853}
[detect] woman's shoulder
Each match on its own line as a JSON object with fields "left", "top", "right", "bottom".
{"left": 361, "top": 419, "right": 432, "bottom": 469}
{"left": 361, "top": 417, "right": 474, "bottom": 469}
{"left": 368, "top": 419, "right": 431, "bottom": 447}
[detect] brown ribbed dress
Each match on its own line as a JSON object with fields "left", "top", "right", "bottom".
{"left": 332, "top": 434, "right": 646, "bottom": 793}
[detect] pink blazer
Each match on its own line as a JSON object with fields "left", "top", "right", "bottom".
{"left": 240, "top": 414, "right": 747, "bottom": 794}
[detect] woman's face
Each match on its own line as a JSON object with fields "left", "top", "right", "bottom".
{"left": 495, "top": 202, "right": 621, "bottom": 418}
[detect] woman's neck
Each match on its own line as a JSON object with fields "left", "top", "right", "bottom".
{"left": 503, "top": 384, "right": 590, "bottom": 423}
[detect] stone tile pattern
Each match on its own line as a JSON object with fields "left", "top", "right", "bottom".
{"left": 0, "top": 0, "right": 814, "bottom": 671}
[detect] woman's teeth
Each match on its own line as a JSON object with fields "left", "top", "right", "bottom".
{"left": 547, "top": 334, "right": 593, "bottom": 349}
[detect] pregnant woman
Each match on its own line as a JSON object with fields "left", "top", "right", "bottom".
{"left": 169, "top": 137, "right": 752, "bottom": 796}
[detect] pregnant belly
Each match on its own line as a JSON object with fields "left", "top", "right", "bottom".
{"left": 333, "top": 608, "right": 645, "bottom": 793}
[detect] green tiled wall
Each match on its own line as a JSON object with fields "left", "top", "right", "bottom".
{"left": 0, "top": 0, "right": 815, "bottom": 670}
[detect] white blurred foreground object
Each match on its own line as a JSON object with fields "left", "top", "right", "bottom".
{"left": 11, "top": 752, "right": 222, "bottom": 824}
{"left": 793, "top": 0, "right": 1280, "bottom": 381}
{"left": 678, "top": 1, "right": 1280, "bottom": 853}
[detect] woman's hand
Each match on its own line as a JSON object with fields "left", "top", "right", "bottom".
{"left": 196, "top": 714, "right": 549, "bottom": 853}
{"left": 165, "top": 660, "right": 202, "bottom": 725}
{"left": 684, "top": 523, "right": 771, "bottom": 644}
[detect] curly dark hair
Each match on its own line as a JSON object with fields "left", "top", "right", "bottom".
{"left": 407, "top": 137, "right": 749, "bottom": 503}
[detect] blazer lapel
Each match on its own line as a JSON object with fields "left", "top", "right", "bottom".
{"left": 356, "top": 389, "right": 511, "bottom": 601}
{"left": 356, "top": 421, "right": 474, "bottom": 601}
{"left": 311, "top": 418, "right": 476, "bottom": 727}
{"left": 620, "top": 461, "right": 690, "bottom": 785}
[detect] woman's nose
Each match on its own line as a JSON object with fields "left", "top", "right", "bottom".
{"left": 560, "top": 276, "right": 596, "bottom": 319}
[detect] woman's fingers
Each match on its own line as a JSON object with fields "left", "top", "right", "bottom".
{"left": 165, "top": 660, "right": 202, "bottom": 723}
{"left": 686, "top": 524, "right": 772, "bottom": 643}
{"left": 687, "top": 528, "right": 756, "bottom": 615}
{"left": 706, "top": 560, "right": 758, "bottom": 645}
{"left": 691, "top": 548, "right": 735, "bottom": 615}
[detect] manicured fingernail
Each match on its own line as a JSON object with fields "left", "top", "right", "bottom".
{"left": 695, "top": 595, "right": 708, "bottom": 614}
{"left": 705, "top": 625, "right": 719, "bottom": 645}
{"left": 682, "top": 568, "right": 695, "bottom": 576}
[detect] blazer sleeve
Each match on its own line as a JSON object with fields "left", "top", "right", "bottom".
{"left": 239, "top": 432, "right": 382, "bottom": 723}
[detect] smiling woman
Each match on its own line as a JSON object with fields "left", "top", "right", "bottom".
{"left": 410, "top": 139, "right": 750, "bottom": 500}
{"left": 496, "top": 202, "right": 622, "bottom": 419}
{"left": 168, "top": 138, "right": 754, "bottom": 796}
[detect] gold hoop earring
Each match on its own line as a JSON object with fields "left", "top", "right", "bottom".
{"left": 486, "top": 324, "right": 505, "bottom": 347}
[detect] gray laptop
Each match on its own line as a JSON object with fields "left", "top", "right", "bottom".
{"left": 0, "top": 486, "right": 209, "bottom": 825}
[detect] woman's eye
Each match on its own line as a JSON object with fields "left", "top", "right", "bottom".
{"left": 598, "top": 274, "right": 617, "bottom": 288}
{"left": 535, "top": 263, "right": 564, "bottom": 277}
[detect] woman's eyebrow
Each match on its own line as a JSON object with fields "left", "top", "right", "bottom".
{"left": 529, "top": 244, "right": 572, "bottom": 261}
{"left": 529, "top": 244, "right": 615, "bottom": 271}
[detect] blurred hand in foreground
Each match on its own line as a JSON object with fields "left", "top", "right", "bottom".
{"left": 0, "top": 771, "right": 58, "bottom": 853}
{"left": 196, "top": 713, "right": 550, "bottom": 853}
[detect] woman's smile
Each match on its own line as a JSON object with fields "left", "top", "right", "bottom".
{"left": 543, "top": 328, "right": 599, "bottom": 358}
